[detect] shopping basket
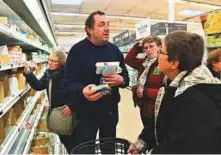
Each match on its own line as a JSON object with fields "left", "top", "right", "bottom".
{"left": 71, "top": 138, "right": 131, "bottom": 154}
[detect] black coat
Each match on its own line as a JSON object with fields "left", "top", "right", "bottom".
{"left": 140, "top": 84, "right": 221, "bottom": 154}
{"left": 24, "top": 67, "right": 74, "bottom": 111}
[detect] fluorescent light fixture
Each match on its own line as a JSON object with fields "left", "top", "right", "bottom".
{"left": 24, "top": 0, "right": 57, "bottom": 47}
{"left": 54, "top": 24, "right": 85, "bottom": 28}
{"left": 54, "top": 24, "right": 134, "bottom": 30}
{"left": 51, "top": 0, "right": 83, "bottom": 5}
{"left": 56, "top": 31, "right": 86, "bottom": 35}
{"left": 51, "top": 12, "right": 147, "bottom": 20}
{"left": 51, "top": 12, "right": 202, "bottom": 25}
{"left": 178, "top": 9, "right": 205, "bottom": 17}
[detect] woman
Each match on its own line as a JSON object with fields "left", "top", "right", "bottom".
{"left": 207, "top": 48, "right": 221, "bottom": 79}
{"left": 23, "top": 50, "right": 74, "bottom": 153}
{"left": 125, "top": 36, "right": 164, "bottom": 127}
{"left": 128, "top": 31, "right": 221, "bottom": 154}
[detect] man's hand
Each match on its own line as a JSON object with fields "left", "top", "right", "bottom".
{"left": 102, "top": 74, "right": 124, "bottom": 87}
{"left": 83, "top": 84, "right": 103, "bottom": 101}
{"left": 61, "top": 105, "right": 72, "bottom": 117}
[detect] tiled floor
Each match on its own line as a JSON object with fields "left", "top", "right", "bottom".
{"left": 117, "top": 88, "right": 143, "bottom": 143}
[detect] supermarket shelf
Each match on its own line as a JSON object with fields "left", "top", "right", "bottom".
{"left": 0, "top": 24, "right": 49, "bottom": 52}
{"left": 0, "top": 61, "right": 47, "bottom": 72}
{"left": 207, "top": 45, "right": 221, "bottom": 48}
{"left": 0, "top": 70, "right": 44, "bottom": 119}
{"left": 206, "top": 32, "right": 221, "bottom": 35}
{"left": 0, "top": 85, "right": 31, "bottom": 119}
{"left": 22, "top": 102, "right": 45, "bottom": 154}
{"left": 0, "top": 63, "right": 25, "bottom": 71}
{"left": 0, "top": 91, "right": 41, "bottom": 154}
{"left": 3, "top": 0, "right": 56, "bottom": 48}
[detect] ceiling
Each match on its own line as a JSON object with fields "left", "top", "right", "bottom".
{"left": 47, "top": 0, "right": 221, "bottom": 46}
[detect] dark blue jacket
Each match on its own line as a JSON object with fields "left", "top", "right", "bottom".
{"left": 24, "top": 67, "right": 74, "bottom": 111}
{"left": 64, "top": 38, "right": 129, "bottom": 116}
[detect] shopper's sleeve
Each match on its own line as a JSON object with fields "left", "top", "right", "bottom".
{"left": 24, "top": 72, "right": 47, "bottom": 90}
{"left": 118, "top": 49, "right": 129, "bottom": 88}
{"left": 124, "top": 42, "right": 144, "bottom": 70}
{"left": 64, "top": 48, "right": 86, "bottom": 102}
{"left": 138, "top": 116, "right": 156, "bottom": 147}
{"left": 152, "top": 96, "right": 217, "bottom": 154}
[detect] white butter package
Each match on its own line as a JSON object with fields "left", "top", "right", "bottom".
{"left": 95, "top": 62, "right": 122, "bottom": 75}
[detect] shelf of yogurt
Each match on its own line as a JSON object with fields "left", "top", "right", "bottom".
{"left": 0, "top": 23, "right": 49, "bottom": 52}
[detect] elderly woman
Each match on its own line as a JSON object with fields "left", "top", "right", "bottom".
{"left": 23, "top": 50, "right": 74, "bottom": 153}
{"left": 128, "top": 31, "right": 221, "bottom": 154}
{"left": 207, "top": 48, "right": 221, "bottom": 79}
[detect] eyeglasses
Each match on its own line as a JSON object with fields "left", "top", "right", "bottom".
{"left": 48, "top": 59, "right": 60, "bottom": 63}
{"left": 159, "top": 50, "right": 168, "bottom": 55}
{"left": 143, "top": 45, "right": 156, "bottom": 51}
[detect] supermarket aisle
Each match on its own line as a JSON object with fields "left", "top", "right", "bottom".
{"left": 117, "top": 88, "right": 142, "bottom": 142}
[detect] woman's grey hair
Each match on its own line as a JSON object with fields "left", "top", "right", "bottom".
{"left": 50, "top": 50, "right": 67, "bottom": 67}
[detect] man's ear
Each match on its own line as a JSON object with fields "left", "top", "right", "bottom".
{"left": 86, "top": 27, "right": 92, "bottom": 36}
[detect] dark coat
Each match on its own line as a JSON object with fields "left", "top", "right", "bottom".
{"left": 139, "top": 84, "right": 221, "bottom": 154}
{"left": 24, "top": 67, "right": 74, "bottom": 111}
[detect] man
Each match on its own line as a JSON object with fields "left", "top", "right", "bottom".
{"left": 64, "top": 10, "right": 129, "bottom": 151}
{"left": 125, "top": 36, "right": 164, "bottom": 127}
{"left": 207, "top": 48, "right": 221, "bottom": 79}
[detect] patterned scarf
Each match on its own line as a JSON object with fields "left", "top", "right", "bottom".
{"left": 137, "top": 58, "right": 157, "bottom": 88}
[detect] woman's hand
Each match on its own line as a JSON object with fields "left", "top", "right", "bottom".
{"left": 23, "top": 62, "right": 31, "bottom": 74}
{"left": 61, "top": 105, "right": 72, "bottom": 117}
{"left": 137, "top": 87, "right": 144, "bottom": 98}
{"left": 127, "top": 144, "right": 138, "bottom": 154}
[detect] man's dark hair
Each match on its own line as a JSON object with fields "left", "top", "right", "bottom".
{"left": 164, "top": 31, "right": 204, "bottom": 72}
{"left": 85, "top": 10, "right": 105, "bottom": 36}
{"left": 142, "top": 36, "right": 162, "bottom": 46}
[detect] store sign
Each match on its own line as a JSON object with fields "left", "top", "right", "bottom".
{"left": 200, "top": 11, "right": 221, "bottom": 34}
{"left": 135, "top": 19, "right": 151, "bottom": 40}
{"left": 168, "top": 23, "right": 187, "bottom": 33}
{"left": 130, "top": 33, "right": 136, "bottom": 43}
{"left": 151, "top": 22, "right": 187, "bottom": 35}
{"left": 151, "top": 23, "right": 167, "bottom": 36}
{"left": 113, "top": 30, "right": 130, "bottom": 46}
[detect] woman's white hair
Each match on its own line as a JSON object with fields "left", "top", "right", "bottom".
{"left": 50, "top": 49, "right": 67, "bottom": 67}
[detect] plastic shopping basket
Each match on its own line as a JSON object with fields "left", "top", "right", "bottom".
{"left": 71, "top": 138, "right": 131, "bottom": 154}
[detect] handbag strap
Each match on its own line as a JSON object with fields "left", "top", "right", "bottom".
{"left": 49, "top": 79, "right": 52, "bottom": 111}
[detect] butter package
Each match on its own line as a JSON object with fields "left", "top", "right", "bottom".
{"left": 91, "top": 84, "right": 111, "bottom": 95}
{"left": 95, "top": 62, "right": 122, "bottom": 75}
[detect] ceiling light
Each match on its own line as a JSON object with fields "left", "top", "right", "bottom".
{"left": 51, "top": 12, "right": 147, "bottom": 20}
{"left": 54, "top": 24, "right": 84, "bottom": 28}
{"left": 178, "top": 9, "right": 205, "bottom": 17}
{"left": 54, "top": 24, "right": 134, "bottom": 30}
{"left": 56, "top": 31, "right": 86, "bottom": 35}
{"left": 51, "top": 0, "right": 83, "bottom": 5}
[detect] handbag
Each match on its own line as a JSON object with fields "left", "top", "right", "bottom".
{"left": 47, "top": 79, "right": 76, "bottom": 135}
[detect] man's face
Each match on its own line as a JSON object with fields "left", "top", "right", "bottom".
{"left": 87, "top": 14, "right": 110, "bottom": 45}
